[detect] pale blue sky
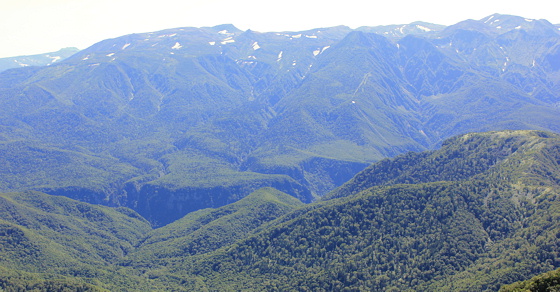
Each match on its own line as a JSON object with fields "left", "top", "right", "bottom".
{"left": 1, "top": 0, "right": 559, "bottom": 58}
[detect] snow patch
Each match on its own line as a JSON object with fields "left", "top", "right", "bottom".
{"left": 14, "top": 60, "right": 29, "bottom": 67}
{"left": 122, "top": 43, "right": 131, "bottom": 50}
{"left": 399, "top": 25, "right": 405, "bottom": 34}
{"left": 89, "top": 63, "right": 100, "bottom": 67}
{"left": 252, "top": 42, "right": 261, "bottom": 50}
{"left": 221, "top": 37, "right": 235, "bottom": 44}
{"left": 485, "top": 15, "right": 494, "bottom": 23}
{"left": 496, "top": 26, "right": 502, "bottom": 29}
{"left": 209, "top": 41, "right": 216, "bottom": 45}
{"left": 292, "top": 60, "right": 297, "bottom": 66}
{"left": 159, "top": 33, "right": 177, "bottom": 38}
{"left": 172, "top": 42, "right": 182, "bottom": 49}
{"left": 47, "top": 55, "right": 61, "bottom": 63}
{"left": 305, "top": 35, "right": 318, "bottom": 39}
{"left": 291, "top": 34, "right": 302, "bottom": 38}
{"left": 218, "top": 30, "right": 233, "bottom": 35}
{"left": 525, "top": 18, "right": 534, "bottom": 22}
{"left": 416, "top": 25, "right": 432, "bottom": 32}
{"left": 313, "top": 49, "right": 321, "bottom": 56}
{"left": 532, "top": 60, "right": 536, "bottom": 67}
{"left": 396, "top": 43, "right": 400, "bottom": 49}
{"left": 321, "top": 46, "right": 330, "bottom": 53}
{"left": 515, "top": 26, "right": 522, "bottom": 29}
{"left": 277, "top": 51, "right": 283, "bottom": 61}
{"left": 82, "top": 55, "right": 90, "bottom": 61}
{"left": 248, "top": 55, "right": 256, "bottom": 59}
{"left": 106, "top": 53, "right": 115, "bottom": 57}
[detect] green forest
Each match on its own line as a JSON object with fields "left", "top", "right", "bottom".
{"left": 2, "top": 130, "right": 560, "bottom": 291}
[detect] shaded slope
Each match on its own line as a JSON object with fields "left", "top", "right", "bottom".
{"left": 126, "top": 187, "right": 303, "bottom": 268}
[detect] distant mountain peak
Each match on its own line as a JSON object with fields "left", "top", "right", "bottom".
{"left": 209, "top": 24, "right": 242, "bottom": 33}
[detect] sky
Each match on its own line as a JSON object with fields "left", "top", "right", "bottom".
{"left": 1, "top": 0, "right": 559, "bottom": 58}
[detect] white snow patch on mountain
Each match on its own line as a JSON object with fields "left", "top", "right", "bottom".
{"left": 82, "top": 55, "right": 90, "bottom": 61}
{"left": 122, "top": 43, "right": 131, "bottom": 50}
{"left": 106, "top": 53, "right": 115, "bottom": 57}
{"left": 14, "top": 60, "right": 29, "bottom": 67}
{"left": 291, "top": 34, "right": 302, "bottom": 38}
{"left": 221, "top": 37, "right": 235, "bottom": 44}
{"left": 47, "top": 55, "right": 61, "bottom": 63}
{"left": 209, "top": 41, "right": 216, "bottom": 45}
{"left": 277, "top": 51, "right": 283, "bottom": 61}
{"left": 525, "top": 19, "right": 534, "bottom": 22}
{"left": 485, "top": 15, "right": 494, "bottom": 23}
{"left": 313, "top": 49, "right": 321, "bottom": 56}
{"left": 305, "top": 35, "right": 318, "bottom": 39}
{"left": 416, "top": 25, "right": 431, "bottom": 32}
{"left": 172, "top": 42, "right": 182, "bottom": 49}
{"left": 515, "top": 26, "right": 522, "bottom": 29}
{"left": 252, "top": 42, "right": 261, "bottom": 50}
{"left": 218, "top": 30, "right": 231, "bottom": 35}
{"left": 321, "top": 46, "right": 330, "bottom": 53}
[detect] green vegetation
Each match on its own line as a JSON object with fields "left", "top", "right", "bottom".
{"left": 2, "top": 14, "right": 560, "bottom": 290}
{"left": 127, "top": 187, "right": 303, "bottom": 267}
{"left": 150, "top": 130, "right": 560, "bottom": 291}
{"left": 2, "top": 130, "right": 560, "bottom": 290}
{"left": 501, "top": 267, "right": 560, "bottom": 292}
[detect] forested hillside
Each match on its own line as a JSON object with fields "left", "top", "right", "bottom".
{"left": 1, "top": 130, "right": 560, "bottom": 291}
{"left": 145, "top": 130, "right": 560, "bottom": 291}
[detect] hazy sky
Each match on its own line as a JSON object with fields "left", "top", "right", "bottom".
{"left": 1, "top": 0, "right": 559, "bottom": 58}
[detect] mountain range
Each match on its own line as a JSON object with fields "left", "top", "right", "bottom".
{"left": 2, "top": 13, "right": 560, "bottom": 290}
{"left": 2, "top": 14, "right": 560, "bottom": 226}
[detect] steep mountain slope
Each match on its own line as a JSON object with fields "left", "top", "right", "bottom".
{"left": 155, "top": 130, "right": 560, "bottom": 291}
{"left": 1, "top": 15, "right": 560, "bottom": 226}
